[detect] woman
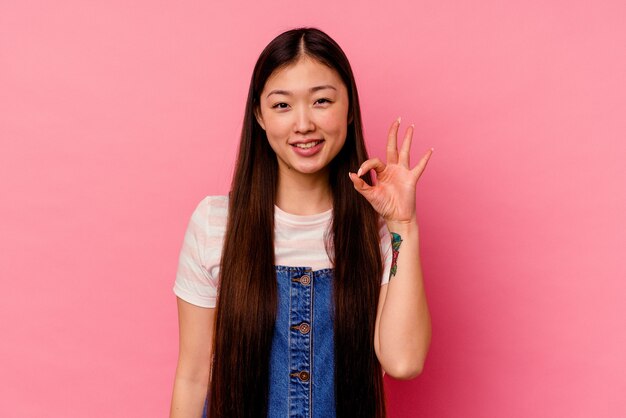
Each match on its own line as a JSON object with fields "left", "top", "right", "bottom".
{"left": 170, "top": 27, "right": 432, "bottom": 418}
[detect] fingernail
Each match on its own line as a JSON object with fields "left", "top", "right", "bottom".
{"left": 410, "top": 123, "right": 415, "bottom": 128}
{"left": 357, "top": 168, "right": 363, "bottom": 177}
{"left": 397, "top": 116, "right": 402, "bottom": 124}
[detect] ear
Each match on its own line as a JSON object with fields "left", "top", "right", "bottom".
{"left": 254, "top": 106, "right": 266, "bottom": 131}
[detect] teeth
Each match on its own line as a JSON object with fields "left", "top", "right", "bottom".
{"left": 294, "top": 141, "right": 321, "bottom": 149}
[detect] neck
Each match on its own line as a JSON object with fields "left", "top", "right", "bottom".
{"left": 275, "top": 168, "right": 332, "bottom": 215}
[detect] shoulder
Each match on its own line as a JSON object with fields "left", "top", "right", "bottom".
{"left": 185, "top": 195, "right": 229, "bottom": 258}
{"left": 188, "top": 195, "right": 229, "bottom": 230}
{"left": 181, "top": 194, "right": 229, "bottom": 277}
{"left": 174, "top": 195, "right": 228, "bottom": 308}
{"left": 193, "top": 195, "right": 229, "bottom": 217}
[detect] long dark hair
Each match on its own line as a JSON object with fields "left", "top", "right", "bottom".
{"left": 209, "top": 27, "right": 386, "bottom": 418}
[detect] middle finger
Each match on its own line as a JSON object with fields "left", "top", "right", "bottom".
{"left": 386, "top": 117, "right": 401, "bottom": 164}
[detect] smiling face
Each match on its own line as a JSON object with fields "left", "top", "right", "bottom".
{"left": 255, "top": 56, "right": 350, "bottom": 180}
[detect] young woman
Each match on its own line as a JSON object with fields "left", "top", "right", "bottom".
{"left": 170, "top": 27, "right": 432, "bottom": 418}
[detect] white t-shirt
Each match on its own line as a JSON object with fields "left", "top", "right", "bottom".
{"left": 173, "top": 195, "right": 393, "bottom": 308}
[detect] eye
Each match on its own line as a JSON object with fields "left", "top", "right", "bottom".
{"left": 271, "top": 102, "right": 289, "bottom": 109}
{"left": 315, "top": 98, "right": 332, "bottom": 105}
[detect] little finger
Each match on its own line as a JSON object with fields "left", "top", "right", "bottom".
{"left": 411, "top": 148, "right": 434, "bottom": 181}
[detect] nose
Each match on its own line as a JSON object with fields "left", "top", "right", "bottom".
{"left": 293, "top": 106, "right": 315, "bottom": 134}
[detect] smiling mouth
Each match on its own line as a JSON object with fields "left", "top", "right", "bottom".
{"left": 292, "top": 140, "right": 323, "bottom": 149}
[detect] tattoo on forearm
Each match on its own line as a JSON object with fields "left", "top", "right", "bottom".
{"left": 389, "top": 232, "right": 403, "bottom": 279}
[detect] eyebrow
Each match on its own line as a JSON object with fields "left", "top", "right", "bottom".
{"left": 266, "top": 85, "right": 337, "bottom": 99}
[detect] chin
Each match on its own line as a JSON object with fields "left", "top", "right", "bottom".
{"left": 295, "top": 167, "right": 323, "bottom": 175}
{"left": 292, "top": 163, "right": 327, "bottom": 175}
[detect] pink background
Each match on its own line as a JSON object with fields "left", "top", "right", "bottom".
{"left": 1, "top": 0, "right": 625, "bottom": 417}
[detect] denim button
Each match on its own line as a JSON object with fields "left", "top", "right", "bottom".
{"left": 292, "top": 322, "right": 311, "bottom": 334}
{"left": 299, "top": 322, "right": 310, "bottom": 334}
{"left": 292, "top": 370, "right": 310, "bottom": 382}
{"left": 291, "top": 274, "right": 311, "bottom": 285}
{"left": 300, "top": 274, "right": 311, "bottom": 285}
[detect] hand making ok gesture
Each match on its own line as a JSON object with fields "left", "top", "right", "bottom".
{"left": 349, "top": 118, "right": 433, "bottom": 224}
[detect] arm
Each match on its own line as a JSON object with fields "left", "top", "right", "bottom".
{"left": 169, "top": 297, "right": 215, "bottom": 418}
{"left": 350, "top": 117, "right": 433, "bottom": 380}
{"left": 373, "top": 221, "right": 431, "bottom": 380}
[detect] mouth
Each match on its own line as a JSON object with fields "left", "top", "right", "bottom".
{"left": 291, "top": 140, "right": 324, "bottom": 149}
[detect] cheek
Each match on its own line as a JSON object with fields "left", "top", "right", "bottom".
{"left": 263, "top": 114, "right": 291, "bottom": 139}
{"left": 320, "top": 108, "right": 349, "bottom": 134}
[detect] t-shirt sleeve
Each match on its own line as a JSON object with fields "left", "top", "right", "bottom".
{"left": 379, "top": 217, "right": 392, "bottom": 286}
{"left": 173, "top": 196, "right": 223, "bottom": 308}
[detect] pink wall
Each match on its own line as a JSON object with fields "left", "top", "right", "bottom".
{"left": 1, "top": 0, "right": 625, "bottom": 416}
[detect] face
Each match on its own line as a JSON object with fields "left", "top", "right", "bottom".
{"left": 255, "top": 56, "right": 350, "bottom": 178}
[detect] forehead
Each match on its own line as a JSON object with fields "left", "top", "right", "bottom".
{"left": 262, "top": 57, "right": 346, "bottom": 94}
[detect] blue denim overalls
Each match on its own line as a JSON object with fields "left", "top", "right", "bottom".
{"left": 203, "top": 266, "right": 336, "bottom": 418}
